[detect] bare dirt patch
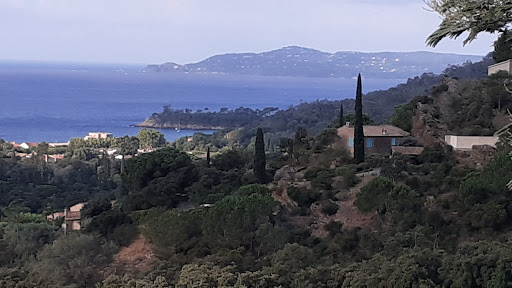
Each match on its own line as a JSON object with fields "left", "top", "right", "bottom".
{"left": 104, "top": 234, "right": 156, "bottom": 277}
{"left": 311, "top": 175, "right": 378, "bottom": 238}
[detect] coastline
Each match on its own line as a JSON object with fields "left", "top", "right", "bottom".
{"left": 132, "top": 119, "right": 226, "bottom": 131}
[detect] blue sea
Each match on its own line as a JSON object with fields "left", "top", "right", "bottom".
{"left": 0, "top": 62, "right": 405, "bottom": 143}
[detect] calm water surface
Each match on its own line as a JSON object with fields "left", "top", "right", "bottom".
{"left": 0, "top": 62, "right": 404, "bottom": 143}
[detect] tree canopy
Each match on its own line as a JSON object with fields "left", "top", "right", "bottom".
{"left": 426, "top": 0, "right": 512, "bottom": 47}
{"left": 137, "top": 129, "right": 166, "bottom": 149}
{"left": 120, "top": 148, "right": 197, "bottom": 211}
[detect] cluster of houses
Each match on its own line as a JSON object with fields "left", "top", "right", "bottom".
{"left": 337, "top": 122, "right": 500, "bottom": 158}
{"left": 9, "top": 132, "right": 156, "bottom": 163}
{"left": 10, "top": 141, "right": 67, "bottom": 162}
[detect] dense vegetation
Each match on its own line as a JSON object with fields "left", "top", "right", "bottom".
{"left": 390, "top": 70, "right": 512, "bottom": 136}
{"left": 2, "top": 49, "right": 512, "bottom": 287}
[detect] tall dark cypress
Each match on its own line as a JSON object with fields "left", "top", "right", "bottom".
{"left": 206, "top": 146, "right": 211, "bottom": 168}
{"left": 354, "top": 74, "right": 365, "bottom": 163}
{"left": 339, "top": 103, "right": 345, "bottom": 128}
{"left": 254, "top": 127, "right": 267, "bottom": 183}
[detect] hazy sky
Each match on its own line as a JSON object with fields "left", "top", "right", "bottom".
{"left": 0, "top": 0, "right": 497, "bottom": 64}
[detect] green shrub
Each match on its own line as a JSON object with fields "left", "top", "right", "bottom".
{"left": 385, "top": 185, "right": 424, "bottom": 230}
{"left": 84, "top": 209, "right": 137, "bottom": 246}
{"left": 305, "top": 167, "right": 335, "bottom": 191}
{"left": 337, "top": 166, "right": 360, "bottom": 189}
{"left": 321, "top": 202, "right": 339, "bottom": 216}
{"left": 468, "top": 202, "right": 508, "bottom": 229}
{"left": 234, "top": 184, "right": 271, "bottom": 196}
{"left": 311, "top": 171, "right": 335, "bottom": 190}
{"left": 431, "top": 83, "right": 449, "bottom": 96}
{"left": 289, "top": 206, "right": 311, "bottom": 216}
{"left": 459, "top": 174, "right": 493, "bottom": 205}
{"left": 324, "top": 221, "right": 343, "bottom": 237}
{"left": 355, "top": 177, "right": 394, "bottom": 212}
{"left": 304, "top": 167, "right": 324, "bottom": 180}
{"left": 107, "top": 224, "right": 139, "bottom": 247}
{"left": 417, "top": 144, "right": 453, "bottom": 164}
{"left": 288, "top": 186, "right": 321, "bottom": 208}
{"left": 389, "top": 105, "right": 414, "bottom": 132}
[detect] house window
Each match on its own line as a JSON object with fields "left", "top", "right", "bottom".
{"left": 349, "top": 137, "right": 354, "bottom": 147}
{"left": 366, "top": 138, "right": 374, "bottom": 147}
{"left": 391, "top": 138, "right": 397, "bottom": 146}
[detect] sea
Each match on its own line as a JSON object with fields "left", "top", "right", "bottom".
{"left": 0, "top": 62, "right": 405, "bottom": 143}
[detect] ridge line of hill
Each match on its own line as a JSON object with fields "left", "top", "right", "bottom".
{"left": 144, "top": 46, "right": 484, "bottom": 79}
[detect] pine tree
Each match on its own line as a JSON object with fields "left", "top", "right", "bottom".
{"left": 206, "top": 146, "right": 211, "bottom": 168}
{"left": 493, "top": 30, "right": 512, "bottom": 63}
{"left": 254, "top": 128, "right": 267, "bottom": 183}
{"left": 354, "top": 74, "right": 365, "bottom": 164}
{"left": 339, "top": 103, "right": 345, "bottom": 128}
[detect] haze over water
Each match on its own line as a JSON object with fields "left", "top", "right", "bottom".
{"left": 0, "top": 63, "right": 404, "bottom": 143}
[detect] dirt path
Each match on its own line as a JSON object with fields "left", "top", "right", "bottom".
{"left": 311, "top": 175, "right": 378, "bottom": 238}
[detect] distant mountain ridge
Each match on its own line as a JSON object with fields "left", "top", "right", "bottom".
{"left": 145, "top": 46, "right": 484, "bottom": 79}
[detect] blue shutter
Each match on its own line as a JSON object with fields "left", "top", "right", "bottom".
{"left": 391, "top": 138, "right": 397, "bottom": 146}
{"left": 366, "top": 138, "right": 373, "bottom": 147}
{"left": 349, "top": 137, "right": 354, "bottom": 147}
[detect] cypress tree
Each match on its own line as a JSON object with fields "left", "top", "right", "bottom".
{"left": 354, "top": 74, "right": 365, "bottom": 163}
{"left": 254, "top": 127, "right": 267, "bottom": 183}
{"left": 339, "top": 103, "right": 345, "bottom": 128}
{"left": 206, "top": 146, "right": 211, "bottom": 168}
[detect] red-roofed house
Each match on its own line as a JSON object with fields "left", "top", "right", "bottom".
{"left": 338, "top": 124, "right": 410, "bottom": 155}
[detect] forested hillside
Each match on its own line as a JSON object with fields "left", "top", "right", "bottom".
{"left": 3, "top": 23, "right": 512, "bottom": 286}
{"left": 165, "top": 55, "right": 490, "bottom": 153}
{"left": 2, "top": 51, "right": 512, "bottom": 286}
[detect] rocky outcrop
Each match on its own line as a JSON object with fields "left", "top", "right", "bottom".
{"left": 411, "top": 77, "right": 456, "bottom": 146}
{"left": 411, "top": 102, "right": 444, "bottom": 146}
{"left": 274, "top": 165, "right": 306, "bottom": 182}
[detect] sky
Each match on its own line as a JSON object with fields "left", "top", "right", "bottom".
{"left": 0, "top": 0, "right": 498, "bottom": 65}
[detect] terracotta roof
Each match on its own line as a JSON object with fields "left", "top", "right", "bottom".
{"left": 363, "top": 125, "right": 410, "bottom": 137}
{"left": 70, "top": 203, "right": 85, "bottom": 212}
{"left": 65, "top": 211, "right": 81, "bottom": 221}
{"left": 338, "top": 125, "right": 410, "bottom": 137}
{"left": 392, "top": 146, "right": 424, "bottom": 155}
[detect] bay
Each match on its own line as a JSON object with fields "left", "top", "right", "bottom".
{"left": 0, "top": 62, "right": 404, "bottom": 143}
